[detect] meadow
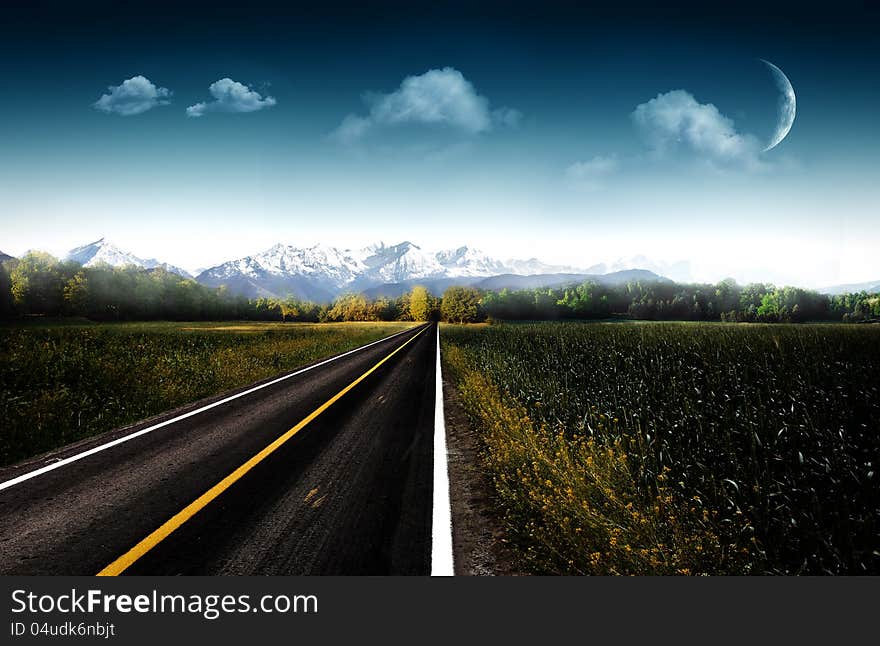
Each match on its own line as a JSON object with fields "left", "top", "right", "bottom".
{"left": 441, "top": 321, "right": 880, "bottom": 575}
{"left": 0, "top": 320, "right": 413, "bottom": 466}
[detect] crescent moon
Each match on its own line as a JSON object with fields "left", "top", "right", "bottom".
{"left": 761, "top": 59, "right": 796, "bottom": 152}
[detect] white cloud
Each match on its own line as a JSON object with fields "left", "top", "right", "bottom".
{"left": 333, "top": 114, "right": 372, "bottom": 142}
{"left": 93, "top": 76, "right": 172, "bottom": 116}
{"left": 331, "top": 67, "right": 520, "bottom": 142}
{"left": 631, "top": 90, "right": 762, "bottom": 167}
{"left": 565, "top": 155, "right": 619, "bottom": 191}
{"left": 186, "top": 78, "right": 276, "bottom": 117}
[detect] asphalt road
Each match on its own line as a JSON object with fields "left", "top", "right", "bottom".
{"left": 0, "top": 323, "right": 437, "bottom": 575}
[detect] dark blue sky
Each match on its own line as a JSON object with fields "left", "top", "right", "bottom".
{"left": 1, "top": 1, "right": 878, "bottom": 285}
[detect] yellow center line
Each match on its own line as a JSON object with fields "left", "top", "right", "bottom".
{"left": 97, "top": 324, "right": 429, "bottom": 576}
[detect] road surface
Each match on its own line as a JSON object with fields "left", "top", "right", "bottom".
{"left": 0, "top": 323, "right": 441, "bottom": 575}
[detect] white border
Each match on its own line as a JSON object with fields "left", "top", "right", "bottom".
{"left": 431, "top": 324, "right": 455, "bottom": 576}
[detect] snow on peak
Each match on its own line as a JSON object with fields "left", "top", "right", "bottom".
{"left": 64, "top": 239, "right": 192, "bottom": 278}
{"left": 201, "top": 243, "right": 366, "bottom": 288}
{"left": 198, "top": 240, "right": 598, "bottom": 291}
{"left": 436, "top": 246, "right": 507, "bottom": 277}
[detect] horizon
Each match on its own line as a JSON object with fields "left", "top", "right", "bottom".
{"left": 1, "top": 2, "right": 878, "bottom": 289}
{"left": 2, "top": 234, "right": 875, "bottom": 292}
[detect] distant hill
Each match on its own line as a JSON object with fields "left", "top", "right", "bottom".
{"left": 196, "top": 271, "right": 339, "bottom": 303}
{"left": 361, "top": 277, "right": 475, "bottom": 300}
{"left": 0, "top": 250, "right": 14, "bottom": 263}
{"left": 819, "top": 280, "right": 880, "bottom": 296}
{"left": 474, "top": 269, "right": 668, "bottom": 291}
{"left": 361, "top": 269, "right": 668, "bottom": 299}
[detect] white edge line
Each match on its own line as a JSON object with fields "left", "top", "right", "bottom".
{"left": 431, "top": 323, "right": 455, "bottom": 576}
{"left": 0, "top": 325, "right": 421, "bottom": 493}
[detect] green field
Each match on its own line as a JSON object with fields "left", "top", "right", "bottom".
{"left": 0, "top": 320, "right": 414, "bottom": 466}
{"left": 441, "top": 321, "right": 880, "bottom": 575}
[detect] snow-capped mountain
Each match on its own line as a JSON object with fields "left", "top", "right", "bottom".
{"left": 435, "top": 246, "right": 509, "bottom": 277}
{"left": 197, "top": 243, "right": 366, "bottom": 301}
{"left": 249, "top": 243, "right": 365, "bottom": 287}
{"left": 196, "top": 241, "right": 597, "bottom": 300}
{"left": 358, "top": 241, "right": 443, "bottom": 284}
{"left": 56, "top": 238, "right": 677, "bottom": 301}
{"left": 64, "top": 239, "right": 192, "bottom": 278}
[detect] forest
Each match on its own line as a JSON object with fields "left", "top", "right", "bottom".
{"left": 1, "top": 251, "right": 878, "bottom": 324}
{"left": 481, "top": 278, "right": 880, "bottom": 323}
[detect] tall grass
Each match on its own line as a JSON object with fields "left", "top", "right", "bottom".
{"left": 442, "top": 322, "right": 880, "bottom": 574}
{"left": 0, "top": 321, "right": 413, "bottom": 466}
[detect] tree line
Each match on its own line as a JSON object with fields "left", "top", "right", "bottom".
{"left": 482, "top": 279, "right": 880, "bottom": 323}
{"left": 1, "top": 252, "right": 878, "bottom": 324}
{"left": 0, "top": 252, "right": 448, "bottom": 323}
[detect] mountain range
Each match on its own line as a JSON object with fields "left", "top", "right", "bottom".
{"left": 5, "top": 238, "right": 868, "bottom": 300}
{"left": 359, "top": 270, "right": 667, "bottom": 299}
{"left": 48, "top": 239, "right": 667, "bottom": 301}
{"left": 818, "top": 279, "right": 880, "bottom": 296}
{"left": 194, "top": 240, "right": 613, "bottom": 301}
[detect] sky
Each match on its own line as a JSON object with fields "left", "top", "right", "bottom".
{"left": 1, "top": 1, "right": 878, "bottom": 287}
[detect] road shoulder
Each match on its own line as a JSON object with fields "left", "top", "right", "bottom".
{"left": 442, "top": 368, "right": 522, "bottom": 576}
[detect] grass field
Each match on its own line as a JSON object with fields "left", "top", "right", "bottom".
{"left": 441, "top": 321, "right": 880, "bottom": 575}
{"left": 0, "top": 320, "right": 414, "bottom": 466}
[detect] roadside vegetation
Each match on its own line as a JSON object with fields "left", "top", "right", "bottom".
{"left": 479, "top": 279, "right": 880, "bottom": 323}
{"left": 2, "top": 252, "right": 878, "bottom": 324}
{"left": 0, "top": 321, "right": 413, "bottom": 466}
{"left": 442, "top": 322, "right": 880, "bottom": 575}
